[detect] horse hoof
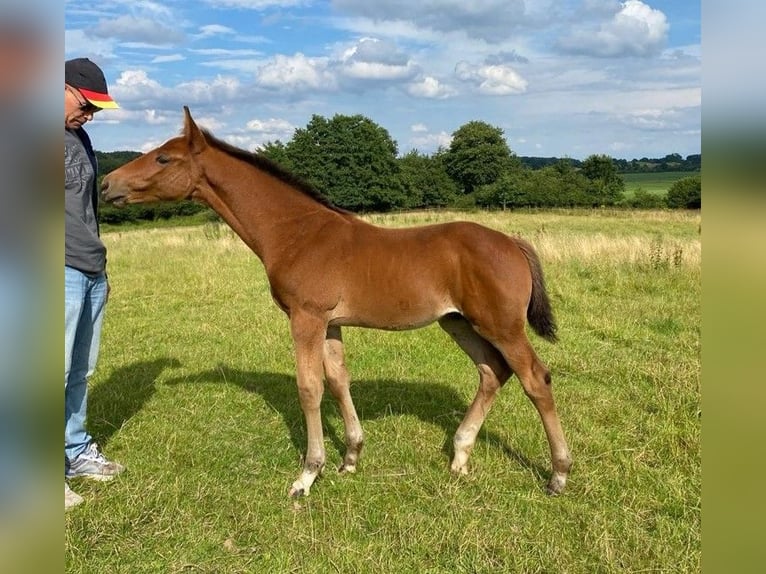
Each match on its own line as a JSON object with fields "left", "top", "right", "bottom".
{"left": 338, "top": 463, "right": 356, "bottom": 474}
{"left": 545, "top": 475, "right": 567, "bottom": 496}
{"left": 289, "top": 486, "right": 305, "bottom": 498}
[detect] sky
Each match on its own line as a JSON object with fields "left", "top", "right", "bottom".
{"left": 64, "top": 0, "right": 701, "bottom": 160}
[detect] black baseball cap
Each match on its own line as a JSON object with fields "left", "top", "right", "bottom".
{"left": 65, "top": 58, "right": 118, "bottom": 109}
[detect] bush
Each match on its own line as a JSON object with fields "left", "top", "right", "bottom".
{"left": 666, "top": 176, "right": 701, "bottom": 209}
{"left": 623, "top": 188, "right": 667, "bottom": 209}
{"left": 98, "top": 200, "right": 207, "bottom": 225}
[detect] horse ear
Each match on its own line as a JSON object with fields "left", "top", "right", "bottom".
{"left": 183, "top": 106, "right": 207, "bottom": 154}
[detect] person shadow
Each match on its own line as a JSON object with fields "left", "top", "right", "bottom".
{"left": 87, "top": 357, "right": 182, "bottom": 446}
{"left": 161, "top": 363, "right": 548, "bottom": 481}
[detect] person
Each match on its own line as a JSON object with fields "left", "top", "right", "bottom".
{"left": 65, "top": 58, "right": 123, "bottom": 509}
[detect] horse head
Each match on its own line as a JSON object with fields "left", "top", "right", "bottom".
{"left": 101, "top": 106, "right": 207, "bottom": 206}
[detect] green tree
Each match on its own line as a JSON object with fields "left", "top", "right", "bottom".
{"left": 666, "top": 175, "right": 701, "bottom": 208}
{"left": 257, "top": 140, "right": 293, "bottom": 172}
{"left": 96, "top": 150, "right": 142, "bottom": 179}
{"left": 442, "top": 121, "right": 518, "bottom": 195}
{"left": 283, "top": 114, "right": 406, "bottom": 212}
{"left": 549, "top": 158, "right": 589, "bottom": 206}
{"left": 581, "top": 154, "right": 625, "bottom": 206}
{"left": 474, "top": 169, "right": 526, "bottom": 209}
{"left": 398, "top": 150, "right": 458, "bottom": 208}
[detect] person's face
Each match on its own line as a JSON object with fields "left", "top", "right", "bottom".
{"left": 65, "top": 85, "right": 99, "bottom": 129}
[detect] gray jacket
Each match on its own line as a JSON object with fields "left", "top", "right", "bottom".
{"left": 65, "top": 128, "right": 106, "bottom": 275}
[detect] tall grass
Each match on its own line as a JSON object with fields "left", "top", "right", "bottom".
{"left": 66, "top": 209, "right": 700, "bottom": 573}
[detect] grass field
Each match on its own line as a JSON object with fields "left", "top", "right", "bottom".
{"left": 66, "top": 209, "right": 701, "bottom": 573}
{"left": 621, "top": 171, "right": 697, "bottom": 196}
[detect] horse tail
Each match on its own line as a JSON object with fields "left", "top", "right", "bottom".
{"left": 514, "top": 237, "right": 558, "bottom": 343}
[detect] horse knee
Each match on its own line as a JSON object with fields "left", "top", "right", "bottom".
{"left": 297, "top": 384, "right": 324, "bottom": 411}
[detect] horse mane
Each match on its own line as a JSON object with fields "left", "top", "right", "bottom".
{"left": 199, "top": 128, "right": 350, "bottom": 215}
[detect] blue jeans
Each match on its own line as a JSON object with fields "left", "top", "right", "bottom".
{"left": 65, "top": 266, "right": 107, "bottom": 462}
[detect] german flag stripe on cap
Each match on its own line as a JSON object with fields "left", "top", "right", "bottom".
{"left": 78, "top": 87, "right": 119, "bottom": 109}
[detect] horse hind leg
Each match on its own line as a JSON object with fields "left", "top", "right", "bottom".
{"left": 499, "top": 335, "right": 572, "bottom": 495}
{"left": 438, "top": 314, "right": 512, "bottom": 475}
{"left": 323, "top": 326, "right": 363, "bottom": 473}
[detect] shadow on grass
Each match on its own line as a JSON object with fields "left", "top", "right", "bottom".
{"left": 162, "top": 363, "right": 548, "bottom": 482}
{"left": 88, "top": 357, "right": 182, "bottom": 446}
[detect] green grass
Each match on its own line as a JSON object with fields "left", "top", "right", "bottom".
{"left": 621, "top": 171, "right": 697, "bottom": 196}
{"left": 66, "top": 210, "right": 701, "bottom": 573}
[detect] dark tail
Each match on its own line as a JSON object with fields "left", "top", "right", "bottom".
{"left": 514, "top": 237, "right": 558, "bottom": 343}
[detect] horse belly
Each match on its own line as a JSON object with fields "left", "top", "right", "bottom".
{"left": 331, "top": 287, "right": 458, "bottom": 331}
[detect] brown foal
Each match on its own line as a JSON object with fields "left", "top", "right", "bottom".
{"left": 101, "top": 107, "right": 572, "bottom": 497}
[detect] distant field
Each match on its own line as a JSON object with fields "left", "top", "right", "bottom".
{"left": 621, "top": 171, "right": 698, "bottom": 196}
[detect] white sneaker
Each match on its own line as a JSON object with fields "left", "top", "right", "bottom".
{"left": 65, "top": 482, "right": 83, "bottom": 509}
{"left": 66, "top": 442, "right": 125, "bottom": 481}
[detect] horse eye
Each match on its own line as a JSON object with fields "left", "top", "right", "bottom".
{"left": 156, "top": 154, "right": 170, "bottom": 165}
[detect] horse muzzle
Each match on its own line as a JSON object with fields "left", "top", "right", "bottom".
{"left": 100, "top": 176, "right": 129, "bottom": 206}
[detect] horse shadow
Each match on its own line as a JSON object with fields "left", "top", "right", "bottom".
{"left": 87, "top": 357, "right": 182, "bottom": 446}
{"left": 162, "top": 364, "right": 547, "bottom": 480}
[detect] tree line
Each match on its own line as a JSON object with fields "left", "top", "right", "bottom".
{"left": 97, "top": 115, "right": 701, "bottom": 224}
{"left": 519, "top": 153, "right": 700, "bottom": 173}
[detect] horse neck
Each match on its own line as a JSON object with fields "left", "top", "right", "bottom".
{"left": 193, "top": 148, "right": 343, "bottom": 266}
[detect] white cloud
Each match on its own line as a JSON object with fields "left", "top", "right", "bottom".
{"left": 342, "top": 37, "right": 408, "bottom": 65}
{"left": 246, "top": 117, "right": 295, "bottom": 132}
{"left": 204, "top": 0, "right": 308, "bottom": 8}
{"left": 557, "top": 0, "right": 669, "bottom": 57}
{"left": 622, "top": 108, "right": 672, "bottom": 130}
{"left": 409, "top": 130, "right": 452, "bottom": 151}
{"left": 90, "top": 15, "right": 184, "bottom": 45}
{"left": 338, "top": 37, "right": 418, "bottom": 82}
{"left": 191, "top": 48, "right": 262, "bottom": 57}
{"left": 151, "top": 54, "right": 186, "bottom": 64}
{"left": 342, "top": 60, "right": 417, "bottom": 81}
{"left": 455, "top": 61, "right": 527, "bottom": 95}
{"left": 65, "top": 29, "right": 116, "bottom": 60}
{"left": 142, "top": 109, "right": 176, "bottom": 125}
{"left": 200, "top": 59, "right": 264, "bottom": 74}
{"left": 408, "top": 122, "right": 453, "bottom": 150}
{"left": 330, "top": 16, "right": 444, "bottom": 45}
{"left": 193, "top": 116, "right": 228, "bottom": 132}
{"left": 331, "top": 0, "right": 527, "bottom": 43}
{"left": 256, "top": 53, "right": 336, "bottom": 92}
{"left": 111, "top": 69, "right": 243, "bottom": 105}
{"left": 617, "top": 107, "right": 701, "bottom": 133}
{"left": 245, "top": 117, "right": 296, "bottom": 142}
{"left": 114, "top": 70, "right": 167, "bottom": 100}
{"left": 196, "top": 24, "right": 237, "bottom": 39}
{"left": 407, "top": 76, "right": 456, "bottom": 99}
{"left": 191, "top": 48, "right": 265, "bottom": 73}
{"left": 177, "top": 75, "right": 242, "bottom": 102}
{"left": 130, "top": 1, "right": 175, "bottom": 19}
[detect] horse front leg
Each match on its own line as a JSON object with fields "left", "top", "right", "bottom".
{"left": 288, "top": 313, "right": 328, "bottom": 498}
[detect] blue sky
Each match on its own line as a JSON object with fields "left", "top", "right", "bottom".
{"left": 65, "top": 1, "right": 700, "bottom": 160}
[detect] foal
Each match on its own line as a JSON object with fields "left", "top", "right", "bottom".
{"left": 102, "top": 107, "right": 572, "bottom": 497}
